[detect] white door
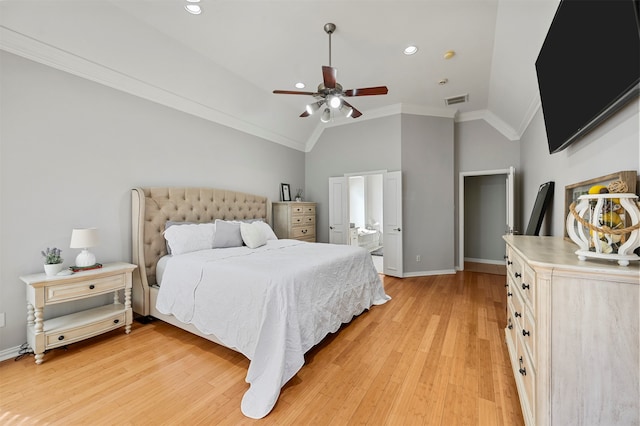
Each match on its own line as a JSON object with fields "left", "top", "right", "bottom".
{"left": 383, "top": 171, "right": 403, "bottom": 277}
{"left": 506, "top": 166, "right": 515, "bottom": 234}
{"left": 328, "top": 176, "right": 348, "bottom": 244}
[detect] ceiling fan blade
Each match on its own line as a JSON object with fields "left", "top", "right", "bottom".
{"left": 322, "top": 66, "right": 337, "bottom": 89}
{"left": 300, "top": 110, "right": 310, "bottom": 117}
{"left": 344, "top": 86, "right": 389, "bottom": 97}
{"left": 342, "top": 100, "right": 362, "bottom": 118}
{"left": 273, "top": 90, "right": 318, "bottom": 95}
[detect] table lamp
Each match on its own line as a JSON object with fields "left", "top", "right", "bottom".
{"left": 70, "top": 228, "right": 99, "bottom": 267}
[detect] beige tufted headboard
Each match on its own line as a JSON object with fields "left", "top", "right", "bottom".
{"left": 131, "top": 187, "right": 271, "bottom": 315}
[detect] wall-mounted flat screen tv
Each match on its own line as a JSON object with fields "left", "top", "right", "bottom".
{"left": 536, "top": 0, "right": 640, "bottom": 154}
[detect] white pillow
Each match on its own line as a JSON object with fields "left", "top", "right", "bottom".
{"left": 163, "top": 223, "right": 215, "bottom": 255}
{"left": 254, "top": 221, "right": 278, "bottom": 241}
{"left": 240, "top": 222, "right": 268, "bottom": 249}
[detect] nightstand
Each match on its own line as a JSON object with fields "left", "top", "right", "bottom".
{"left": 20, "top": 262, "right": 137, "bottom": 364}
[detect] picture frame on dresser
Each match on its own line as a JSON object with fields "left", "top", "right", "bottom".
{"left": 280, "top": 183, "right": 291, "bottom": 202}
{"left": 564, "top": 170, "right": 637, "bottom": 238}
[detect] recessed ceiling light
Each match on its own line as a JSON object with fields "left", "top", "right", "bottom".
{"left": 404, "top": 45, "right": 418, "bottom": 55}
{"left": 295, "top": 82, "right": 305, "bottom": 89}
{"left": 444, "top": 50, "right": 455, "bottom": 60}
{"left": 185, "top": 4, "right": 202, "bottom": 14}
{"left": 438, "top": 78, "right": 449, "bottom": 85}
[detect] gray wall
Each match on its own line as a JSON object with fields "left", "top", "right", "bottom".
{"left": 401, "top": 114, "right": 455, "bottom": 273}
{"left": 306, "top": 113, "right": 455, "bottom": 275}
{"left": 305, "top": 115, "right": 402, "bottom": 243}
{"left": 0, "top": 52, "right": 305, "bottom": 352}
{"left": 519, "top": 100, "right": 639, "bottom": 237}
{"left": 454, "top": 119, "right": 521, "bottom": 264}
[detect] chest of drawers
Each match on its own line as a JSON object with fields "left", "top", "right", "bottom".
{"left": 503, "top": 235, "right": 639, "bottom": 426}
{"left": 273, "top": 202, "right": 316, "bottom": 242}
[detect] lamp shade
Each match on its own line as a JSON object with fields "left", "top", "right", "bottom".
{"left": 70, "top": 228, "right": 99, "bottom": 249}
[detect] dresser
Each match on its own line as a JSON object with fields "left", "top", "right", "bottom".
{"left": 503, "top": 235, "right": 639, "bottom": 426}
{"left": 20, "top": 262, "right": 137, "bottom": 364}
{"left": 272, "top": 202, "right": 316, "bottom": 242}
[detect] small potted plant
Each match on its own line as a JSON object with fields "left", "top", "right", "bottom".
{"left": 295, "top": 189, "right": 304, "bottom": 202}
{"left": 42, "top": 247, "right": 64, "bottom": 276}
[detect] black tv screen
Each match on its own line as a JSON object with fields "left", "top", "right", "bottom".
{"left": 536, "top": 0, "right": 640, "bottom": 154}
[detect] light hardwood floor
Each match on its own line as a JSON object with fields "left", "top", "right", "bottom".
{"left": 0, "top": 272, "right": 523, "bottom": 425}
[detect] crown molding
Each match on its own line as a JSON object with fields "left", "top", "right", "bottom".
{"left": 456, "top": 109, "right": 520, "bottom": 141}
{"left": 0, "top": 26, "right": 307, "bottom": 152}
{"left": 1, "top": 25, "right": 524, "bottom": 151}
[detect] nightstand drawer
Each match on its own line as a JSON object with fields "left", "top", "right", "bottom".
{"left": 46, "top": 274, "right": 125, "bottom": 304}
{"left": 44, "top": 305, "right": 127, "bottom": 349}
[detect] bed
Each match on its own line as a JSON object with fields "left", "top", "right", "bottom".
{"left": 130, "top": 187, "right": 389, "bottom": 419}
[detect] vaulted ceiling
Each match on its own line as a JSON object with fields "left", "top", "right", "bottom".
{"left": 0, "top": 0, "right": 560, "bottom": 151}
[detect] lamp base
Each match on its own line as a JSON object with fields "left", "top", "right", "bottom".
{"left": 75, "top": 249, "right": 96, "bottom": 267}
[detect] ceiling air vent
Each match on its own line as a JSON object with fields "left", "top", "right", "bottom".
{"left": 444, "top": 94, "right": 469, "bottom": 106}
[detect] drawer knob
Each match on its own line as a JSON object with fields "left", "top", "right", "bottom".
{"left": 113, "top": 319, "right": 120, "bottom": 324}
{"left": 507, "top": 292, "right": 512, "bottom": 297}
{"left": 515, "top": 272, "right": 522, "bottom": 278}
{"left": 504, "top": 283, "right": 508, "bottom": 288}
{"left": 518, "top": 356, "right": 526, "bottom": 375}
{"left": 515, "top": 311, "right": 521, "bottom": 318}
{"left": 89, "top": 284, "right": 95, "bottom": 290}
{"left": 504, "top": 255, "right": 509, "bottom": 260}
{"left": 522, "top": 329, "right": 530, "bottom": 337}
{"left": 507, "top": 260, "right": 513, "bottom": 265}
{"left": 507, "top": 319, "right": 513, "bottom": 330}
{"left": 58, "top": 335, "right": 65, "bottom": 341}
{"left": 522, "top": 283, "right": 530, "bottom": 290}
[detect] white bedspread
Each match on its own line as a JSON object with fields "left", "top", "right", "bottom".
{"left": 155, "top": 239, "right": 390, "bottom": 419}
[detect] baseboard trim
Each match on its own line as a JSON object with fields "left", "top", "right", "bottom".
{"left": 403, "top": 269, "right": 456, "bottom": 278}
{"left": 464, "top": 257, "right": 505, "bottom": 266}
{"left": 0, "top": 345, "right": 22, "bottom": 362}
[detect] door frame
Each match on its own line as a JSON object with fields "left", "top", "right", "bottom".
{"left": 458, "top": 167, "right": 515, "bottom": 270}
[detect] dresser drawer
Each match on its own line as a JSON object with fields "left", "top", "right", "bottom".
{"left": 521, "top": 306, "right": 535, "bottom": 364}
{"left": 291, "top": 204, "right": 315, "bottom": 215}
{"left": 517, "top": 340, "right": 536, "bottom": 426}
{"left": 506, "top": 247, "right": 524, "bottom": 284}
{"left": 291, "top": 227, "right": 315, "bottom": 239}
{"left": 521, "top": 263, "right": 536, "bottom": 309}
{"left": 45, "top": 274, "right": 125, "bottom": 304}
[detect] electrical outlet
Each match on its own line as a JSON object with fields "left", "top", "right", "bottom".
{"left": 416, "top": 255, "right": 421, "bottom": 262}
{"left": 0, "top": 313, "right": 5, "bottom": 328}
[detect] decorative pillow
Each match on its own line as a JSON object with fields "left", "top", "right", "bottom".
{"left": 212, "top": 219, "right": 243, "bottom": 248}
{"left": 253, "top": 221, "right": 278, "bottom": 241}
{"left": 240, "top": 222, "right": 268, "bottom": 249}
{"left": 163, "top": 223, "right": 215, "bottom": 255}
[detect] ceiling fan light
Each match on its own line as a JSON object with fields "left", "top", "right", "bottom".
{"left": 185, "top": 4, "right": 202, "bottom": 14}
{"left": 345, "top": 106, "right": 353, "bottom": 118}
{"left": 328, "top": 95, "right": 342, "bottom": 109}
{"left": 320, "top": 108, "right": 331, "bottom": 123}
{"left": 306, "top": 101, "right": 322, "bottom": 115}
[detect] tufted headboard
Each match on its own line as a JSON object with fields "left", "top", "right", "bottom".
{"left": 131, "top": 187, "right": 271, "bottom": 315}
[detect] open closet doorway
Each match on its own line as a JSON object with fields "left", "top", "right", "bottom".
{"left": 458, "top": 167, "right": 515, "bottom": 272}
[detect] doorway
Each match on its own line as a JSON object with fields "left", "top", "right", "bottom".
{"left": 329, "top": 170, "right": 403, "bottom": 277}
{"left": 458, "top": 167, "right": 515, "bottom": 271}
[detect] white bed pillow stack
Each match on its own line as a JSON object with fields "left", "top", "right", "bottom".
{"left": 163, "top": 219, "right": 278, "bottom": 254}
{"left": 163, "top": 223, "right": 216, "bottom": 255}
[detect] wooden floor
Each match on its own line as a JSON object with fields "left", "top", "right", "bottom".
{"left": 0, "top": 272, "right": 523, "bottom": 425}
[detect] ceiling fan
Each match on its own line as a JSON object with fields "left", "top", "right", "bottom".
{"left": 273, "top": 23, "right": 388, "bottom": 122}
